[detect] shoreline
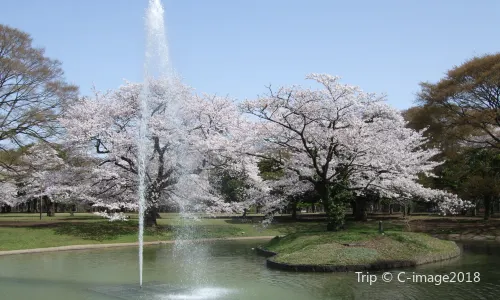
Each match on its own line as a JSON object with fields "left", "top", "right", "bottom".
{"left": 255, "top": 232, "right": 464, "bottom": 273}
{"left": 0, "top": 236, "right": 275, "bottom": 256}
{"left": 257, "top": 246, "right": 462, "bottom": 272}
{"left": 432, "top": 233, "right": 500, "bottom": 242}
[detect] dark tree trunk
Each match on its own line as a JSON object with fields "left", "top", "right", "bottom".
{"left": 45, "top": 197, "right": 55, "bottom": 217}
{"left": 143, "top": 184, "right": 164, "bottom": 227}
{"left": 389, "top": 204, "right": 393, "bottom": 215}
{"left": 242, "top": 208, "right": 248, "bottom": 218}
{"left": 354, "top": 196, "right": 368, "bottom": 222}
{"left": 351, "top": 200, "right": 357, "bottom": 216}
{"left": 318, "top": 182, "right": 331, "bottom": 230}
{"left": 316, "top": 181, "right": 345, "bottom": 231}
{"left": 145, "top": 207, "right": 159, "bottom": 227}
{"left": 291, "top": 202, "right": 297, "bottom": 220}
{"left": 484, "top": 197, "right": 492, "bottom": 221}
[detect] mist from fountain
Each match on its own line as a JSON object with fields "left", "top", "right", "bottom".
{"left": 137, "top": 1, "right": 217, "bottom": 295}
{"left": 138, "top": 0, "right": 173, "bottom": 288}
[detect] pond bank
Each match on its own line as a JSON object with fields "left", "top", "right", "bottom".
{"left": 0, "top": 235, "right": 275, "bottom": 256}
{"left": 257, "top": 231, "right": 461, "bottom": 272}
{"left": 432, "top": 233, "right": 500, "bottom": 242}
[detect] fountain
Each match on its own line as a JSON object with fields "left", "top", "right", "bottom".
{"left": 137, "top": 0, "right": 210, "bottom": 293}
{"left": 137, "top": 0, "right": 173, "bottom": 288}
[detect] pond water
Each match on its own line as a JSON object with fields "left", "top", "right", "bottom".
{"left": 0, "top": 239, "right": 499, "bottom": 300}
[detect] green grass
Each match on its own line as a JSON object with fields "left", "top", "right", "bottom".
{"left": 0, "top": 212, "right": 473, "bottom": 255}
{"left": 263, "top": 228, "right": 460, "bottom": 266}
{"left": 0, "top": 213, "right": 327, "bottom": 251}
{"left": 277, "top": 244, "right": 379, "bottom": 265}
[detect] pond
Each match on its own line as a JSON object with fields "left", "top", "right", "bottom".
{"left": 0, "top": 239, "right": 499, "bottom": 299}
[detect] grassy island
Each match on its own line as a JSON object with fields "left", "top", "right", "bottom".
{"left": 260, "top": 229, "right": 461, "bottom": 271}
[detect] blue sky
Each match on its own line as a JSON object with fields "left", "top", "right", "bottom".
{"left": 3, "top": 0, "right": 499, "bottom": 109}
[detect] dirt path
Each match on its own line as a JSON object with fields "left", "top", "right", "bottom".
{"left": 0, "top": 236, "right": 275, "bottom": 256}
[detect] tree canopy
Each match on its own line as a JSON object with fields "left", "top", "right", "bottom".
{"left": 405, "top": 53, "right": 500, "bottom": 220}
{"left": 0, "top": 24, "right": 78, "bottom": 171}
{"left": 417, "top": 53, "right": 500, "bottom": 150}
{"left": 242, "top": 74, "right": 463, "bottom": 230}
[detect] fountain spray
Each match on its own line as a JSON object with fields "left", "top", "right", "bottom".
{"left": 138, "top": 0, "right": 172, "bottom": 288}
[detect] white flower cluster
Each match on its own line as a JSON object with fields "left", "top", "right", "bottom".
{"left": 29, "top": 73, "right": 468, "bottom": 222}
{"left": 93, "top": 211, "right": 129, "bottom": 222}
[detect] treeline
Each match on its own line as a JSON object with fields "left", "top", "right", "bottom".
{"left": 1, "top": 23, "right": 498, "bottom": 226}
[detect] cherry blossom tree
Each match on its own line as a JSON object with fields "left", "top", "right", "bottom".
{"left": 60, "top": 79, "right": 256, "bottom": 226}
{"left": 14, "top": 143, "right": 70, "bottom": 217}
{"left": 242, "top": 74, "right": 465, "bottom": 231}
{"left": 3, "top": 141, "right": 115, "bottom": 217}
{"left": 0, "top": 181, "right": 17, "bottom": 212}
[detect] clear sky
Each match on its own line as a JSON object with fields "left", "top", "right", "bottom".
{"left": 2, "top": 0, "right": 499, "bottom": 109}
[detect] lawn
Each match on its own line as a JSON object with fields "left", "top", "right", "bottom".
{"left": 262, "top": 227, "right": 460, "bottom": 268}
{"left": 2, "top": 212, "right": 493, "bottom": 252}
{"left": 0, "top": 212, "right": 326, "bottom": 251}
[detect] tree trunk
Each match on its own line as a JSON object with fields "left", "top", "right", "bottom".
{"left": 351, "top": 200, "right": 357, "bottom": 216}
{"left": 318, "top": 182, "right": 331, "bottom": 230}
{"left": 317, "top": 181, "right": 345, "bottom": 231}
{"left": 39, "top": 197, "right": 42, "bottom": 220}
{"left": 143, "top": 185, "right": 164, "bottom": 226}
{"left": 242, "top": 208, "right": 248, "bottom": 218}
{"left": 354, "top": 196, "right": 368, "bottom": 221}
{"left": 45, "top": 197, "right": 55, "bottom": 217}
{"left": 145, "top": 207, "right": 159, "bottom": 227}
{"left": 291, "top": 202, "right": 297, "bottom": 220}
{"left": 484, "top": 197, "right": 491, "bottom": 221}
{"left": 389, "top": 204, "right": 393, "bottom": 215}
